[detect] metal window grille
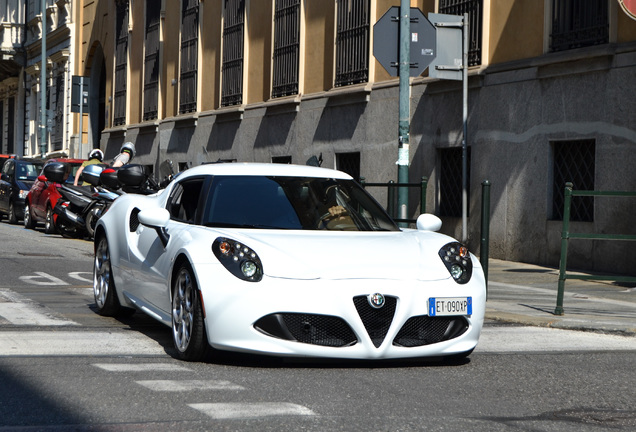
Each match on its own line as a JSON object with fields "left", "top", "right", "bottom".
{"left": 53, "top": 74, "right": 63, "bottom": 150}
{"left": 113, "top": 0, "right": 129, "bottom": 126}
{"left": 439, "top": 147, "right": 470, "bottom": 217}
{"left": 336, "top": 152, "right": 361, "bottom": 182}
{"left": 552, "top": 140, "right": 595, "bottom": 221}
{"left": 335, "top": 0, "right": 370, "bottom": 87}
{"left": 272, "top": 0, "right": 300, "bottom": 98}
{"left": 179, "top": 0, "right": 199, "bottom": 114}
{"left": 221, "top": 0, "right": 245, "bottom": 107}
{"left": 143, "top": 1, "right": 161, "bottom": 120}
{"left": 550, "top": 0, "right": 608, "bottom": 52}
{"left": 439, "top": 0, "right": 482, "bottom": 66}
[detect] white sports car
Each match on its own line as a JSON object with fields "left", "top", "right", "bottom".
{"left": 93, "top": 163, "right": 486, "bottom": 362}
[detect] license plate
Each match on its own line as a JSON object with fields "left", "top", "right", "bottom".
{"left": 429, "top": 297, "right": 472, "bottom": 316}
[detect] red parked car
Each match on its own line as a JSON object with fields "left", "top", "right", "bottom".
{"left": 24, "top": 158, "right": 85, "bottom": 233}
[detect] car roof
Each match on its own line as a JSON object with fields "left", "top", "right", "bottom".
{"left": 46, "top": 158, "right": 86, "bottom": 164}
{"left": 180, "top": 162, "right": 353, "bottom": 180}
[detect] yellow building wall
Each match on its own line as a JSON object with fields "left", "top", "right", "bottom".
{"left": 303, "top": 1, "right": 335, "bottom": 94}
{"left": 200, "top": 0, "right": 222, "bottom": 112}
{"left": 246, "top": 1, "right": 273, "bottom": 104}
{"left": 488, "top": 0, "right": 544, "bottom": 64}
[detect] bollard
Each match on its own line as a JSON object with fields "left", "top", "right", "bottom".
{"left": 387, "top": 180, "right": 396, "bottom": 219}
{"left": 420, "top": 176, "right": 428, "bottom": 214}
{"left": 480, "top": 180, "right": 491, "bottom": 293}
{"left": 555, "top": 182, "right": 573, "bottom": 316}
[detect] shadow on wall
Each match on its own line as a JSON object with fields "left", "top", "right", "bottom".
{"left": 206, "top": 119, "right": 239, "bottom": 154}
{"left": 254, "top": 110, "right": 295, "bottom": 150}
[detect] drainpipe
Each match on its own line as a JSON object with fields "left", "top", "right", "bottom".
{"left": 39, "top": 0, "right": 47, "bottom": 158}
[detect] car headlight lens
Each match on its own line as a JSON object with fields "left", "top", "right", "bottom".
{"left": 212, "top": 237, "right": 263, "bottom": 282}
{"left": 438, "top": 242, "right": 473, "bottom": 284}
{"left": 19, "top": 190, "right": 29, "bottom": 199}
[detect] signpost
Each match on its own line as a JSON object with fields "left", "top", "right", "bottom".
{"left": 72, "top": 76, "right": 90, "bottom": 158}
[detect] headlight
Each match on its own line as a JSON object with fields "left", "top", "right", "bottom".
{"left": 212, "top": 237, "right": 263, "bottom": 282}
{"left": 19, "top": 190, "right": 29, "bottom": 199}
{"left": 438, "top": 242, "right": 473, "bottom": 284}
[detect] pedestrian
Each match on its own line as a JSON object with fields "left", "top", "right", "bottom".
{"left": 111, "top": 142, "right": 136, "bottom": 168}
{"left": 74, "top": 149, "right": 104, "bottom": 186}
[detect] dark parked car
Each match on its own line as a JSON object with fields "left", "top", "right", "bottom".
{"left": 0, "top": 158, "right": 44, "bottom": 223}
{"left": 0, "top": 154, "right": 15, "bottom": 172}
{"left": 24, "top": 159, "right": 86, "bottom": 233}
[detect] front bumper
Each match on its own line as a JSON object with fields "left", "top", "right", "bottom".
{"left": 197, "top": 265, "right": 486, "bottom": 360}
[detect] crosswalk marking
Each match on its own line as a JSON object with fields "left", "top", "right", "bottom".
{"left": 137, "top": 380, "right": 245, "bottom": 392}
{"left": 93, "top": 363, "right": 192, "bottom": 372}
{"left": 0, "top": 289, "right": 78, "bottom": 326}
{"left": 189, "top": 402, "right": 316, "bottom": 420}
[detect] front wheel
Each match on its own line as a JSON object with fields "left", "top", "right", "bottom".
{"left": 24, "top": 203, "right": 35, "bottom": 229}
{"left": 8, "top": 201, "right": 18, "bottom": 224}
{"left": 45, "top": 206, "right": 57, "bottom": 234}
{"left": 93, "top": 235, "right": 121, "bottom": 316}
{"left": 172, "top": 264, "right": 208, "bottom": 362}
{"left": 85, "top": 202, "right": 105, "bottom": 239}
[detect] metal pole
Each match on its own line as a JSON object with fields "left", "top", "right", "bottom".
{"left": 555, "top": 182, "right": 573, "bottom": 316}
{"left": 40, "top": 0, "right": 47, "bottom": 157}
{"left": 397, "top": 0, "right": 410, "bottom": 227}
{"left": 461, "top": 13, "right": 469, "bottom": 242}
{"left": 480, "top": 180, "right": 491, "bottom": 293}
{"left": 79, "top": 76, "right": 84, "bottom": 156}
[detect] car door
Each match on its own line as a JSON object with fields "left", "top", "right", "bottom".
{"left": 0, "top": 160, "right": 14, "bottom": 214}
{"left": 127, "top": 177, "right": 208, "bottom": 317}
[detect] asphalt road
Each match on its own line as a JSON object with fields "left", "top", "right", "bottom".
{"left": 1, "top": 221, "right": 635, "bottom": 431}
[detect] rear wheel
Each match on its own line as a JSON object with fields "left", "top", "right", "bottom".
{"left": 44, "top": 206, "right": 56, "bottom": 234}
{"left": 172, "top": 263, "right": 208, "bottom": 362}
{"left": 23, "top": 203, "right": 35, "bottom": 229}
{"left": 93, "top": 235, "right": 121, "bottom": 316}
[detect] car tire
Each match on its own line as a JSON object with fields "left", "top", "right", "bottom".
{"left": 8, "top": 201, "right": 17, "bottom": 224}
{"left": 93, "top": 235, "right": 122, "bottom": 316}
{"left": 172, "top": 263, "right": 209, "bottom": 362}
{"left": 24, "top": 203, "right": 36, "bottom": 229}
{"left": 45, "top": 206, "right": 57, "bottom": 234}
{"left": 85, "top": 203, "right": 104, "bottom": 239}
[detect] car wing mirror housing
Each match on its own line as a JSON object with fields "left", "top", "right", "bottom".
{"left": 138, "top": 208, "right": 171, "bottom": 247}
{"left": 416, "top": 213, "right": 442, "bottom": 232}
{"left": 38, "top": 175, "right": 47, "bottom": 182}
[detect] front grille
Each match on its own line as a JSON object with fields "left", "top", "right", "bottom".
{"left": 393, "top": 316, "right": 469, "bottom": 347}
{"left": 353, "top": 295, "right": 397, "bottom": 348}
{"left": 254, "top": 313, "right": 357, "bottom": 347}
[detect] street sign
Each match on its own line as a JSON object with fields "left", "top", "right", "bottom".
{"left": 428, "top": 13, "right": 463, "bottom": 81}
{"left": 618, "top": 0, "right": 636, "bottom": 20}
{"left": 373, "top": 7, "right": 437, "bottom": 77}
{"left": 71, "top": 76, "right": 90, "bottom": 113}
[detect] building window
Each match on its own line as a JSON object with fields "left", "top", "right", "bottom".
{"left": 221, "top": 0, "right": 245, "bottom": 107}
{"left": 272, "top": 156, "right": 292, "bottom": 164}
{"left": 438, "top": 0, "right": 483, "bottom": 66}
{"left": 180, "top": 0, "right": 199, "bottom": 114}
{"left": 7, "top": 98, "right": 14, "bottom": 154}
{"left": 113, "top": 0, "right": 129, "bottom": 126}
{"left": 53, "top": 74, "right": 64, "bottom": 151}
{"left": 272, "top": 0, "right": 300, "bottom": 98}
{"left": 143, "top": 0, "right": 161, "bottom": 120}
{"left": 438, "top": 147, "right": 470, "bottom": 218}
{"left": 336, "top": 152, "right": 361, "bottom": 181}
{"left": 334, "top": 0, "right": 370, "bottom": 87}
{"left": 550, "top": 0, "right": 608, "bottom": 52}
{"left": 552, "top": 140, "right": 595, "bottom": 222}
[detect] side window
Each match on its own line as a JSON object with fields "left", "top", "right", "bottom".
{"left": 167, "top": 178, "right": 205, "bottom": 223}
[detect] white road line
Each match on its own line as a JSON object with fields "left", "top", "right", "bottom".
{"left": 93, "top": 363, "right": 192, "bottom": 372}
{"left": 0, "top": 289, "right": 78, "bottom": 326}
{"left": 189, "top": 402, "right": 315, "bottom": 420}
{"left": 137, "top": 380, "right": 245, "bottom": 392}
{"left": 0, "top": 331, "right": 166, "bottom": 356}
{"left": 476, "top": 326, "right": 636, "bottom": 353}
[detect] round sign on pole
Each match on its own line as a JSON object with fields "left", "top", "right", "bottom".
{"left": 619, "top": 0, "right": 636, "bottom": 20}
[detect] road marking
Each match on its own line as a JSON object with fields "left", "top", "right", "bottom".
{"left": 476, "top": 326, "right": 636, "bottom": 353}
{"left": 0, "top": 331, "right": 166, "bottom": 356}
{"left": 137, "top": 380, "right": 245, "bottom": 392}
{"left": 93, "top": 363, "right": 191, "bottom": 372}
{"left": 0, "top": 289, "right": 78, "bottom": 326}
{"left": 68, "top": 272, "right": 93, "bottom": 283}
{"left": 189, "top": 402, "right": 315, "bottom": 420}
{"left": 18, "top": 272, "right": 69, "bottom": 286}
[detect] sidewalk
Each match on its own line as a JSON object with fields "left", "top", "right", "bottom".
{"left": 484, "top": 259, "right": 636, "bottom": 336}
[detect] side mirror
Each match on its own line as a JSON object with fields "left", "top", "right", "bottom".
{"left": 138, "top": 208, "right": 171, "bottom": 247}
{"left": 38, "top": 175, "right": 47, "bottom": 182}
{"left": 416, "top": 214, "right": 442, "bottom": 232}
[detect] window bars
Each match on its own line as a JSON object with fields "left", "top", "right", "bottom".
{"left": 439, "top": 0, "right": 482, "bottom": 66}
{"left": 550, "top": 0, "right": 608, "bottom": 52}
{"left": 143, "top": 1, "right": 161, "bottom": 120}
{"left": 179, "top": 0, "right": 199, "bottom": 114}
{"left": 221, "top": 0, "right": 245, "bottom": 107}
{"left": 335, "top": 0, "right": 370, "bottom": 87}
{"left": 113, "top": 0, "right": 129, "bottom": 126}
{"left": 272, "top": 0, "right": 301, "bottom": 98}
{"left": 552, "top": 140, "right": 595, "bottom": 222}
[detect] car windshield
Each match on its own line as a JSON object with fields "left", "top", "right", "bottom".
{"left": 17, "top": 162, "right": 44, "bottom": 181}
{"left": 202, "top": 175, "right": 399, "bottom": 231}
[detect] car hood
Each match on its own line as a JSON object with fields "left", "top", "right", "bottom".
{"left": 212, "top": 229, "right": 454, "bottom": 281}
{"left": 17, "top": 180, "right": 34, "bottom": 191}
